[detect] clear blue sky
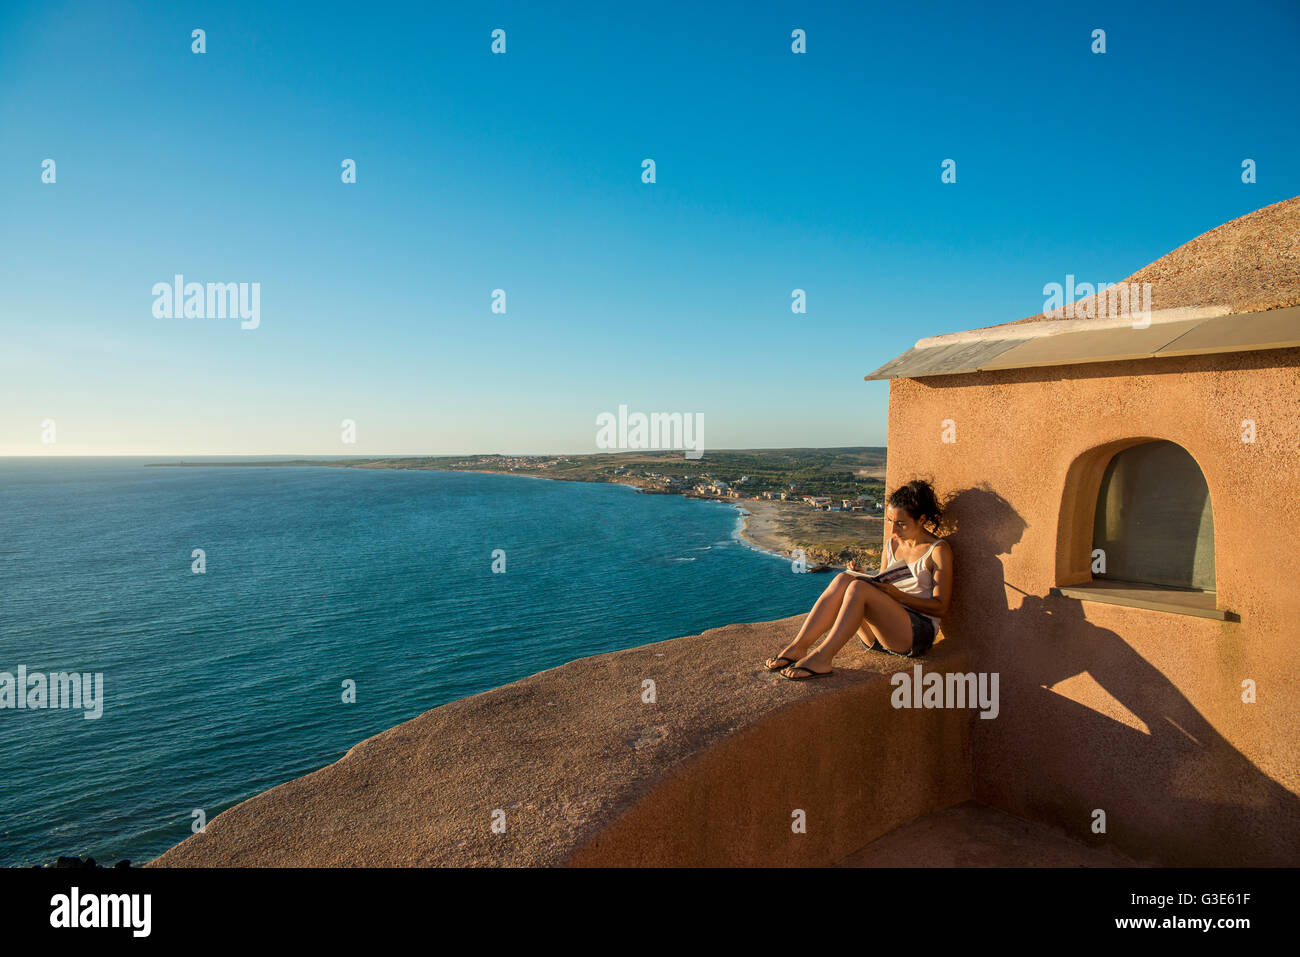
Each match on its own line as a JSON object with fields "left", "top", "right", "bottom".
{"left": 2, "top": 0, "right": 1297, "bottom": 455}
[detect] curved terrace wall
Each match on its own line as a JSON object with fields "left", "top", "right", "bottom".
{"left": 151, "top": 615, "right": 974, "bottom": 867}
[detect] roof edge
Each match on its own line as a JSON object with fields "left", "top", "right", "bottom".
{"left": 864, "top": 303, "right": 1300, "bottom": 381}
{"left": 914, "top": 305, "right": 1234, "bottom": 350}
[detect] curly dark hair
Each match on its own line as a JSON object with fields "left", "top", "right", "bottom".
{"left": 886, "top": 479, "right": 944, "bottom": 529}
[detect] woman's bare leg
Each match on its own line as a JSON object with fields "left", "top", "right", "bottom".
{"left": 856, "top": 592, "right": 916, "bottom": 654}
{"left": 785, "top": 582, "right": 915, "bottom": 675}
{"left": 765, "top": 572, "right": 854, "bottom": 666}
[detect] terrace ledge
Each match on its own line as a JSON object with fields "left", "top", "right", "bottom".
{"left": 150, "top": 615, "right": 975, "bottom": 867}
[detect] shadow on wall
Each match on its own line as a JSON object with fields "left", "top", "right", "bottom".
{"left": 935, "top": 484, "right": 1300, "bottom": 866}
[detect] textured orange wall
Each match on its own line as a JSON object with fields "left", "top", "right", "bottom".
{"left": 566, "top": 645, "right": 974, "bottom": 867}
{"left": 886, "top": 346, "right": 1300, "bottom": 865}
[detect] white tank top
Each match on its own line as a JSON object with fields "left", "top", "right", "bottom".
{"left": 884, "top": 537, "right": 943, "bottom": 632}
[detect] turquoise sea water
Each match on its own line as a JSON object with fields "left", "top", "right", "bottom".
{"left": 0, "top": 459, "right": 824, "bottom": 866}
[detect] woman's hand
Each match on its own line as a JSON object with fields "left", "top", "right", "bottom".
{"left": 844, "top": 559, "right": 873, "bottom": 578}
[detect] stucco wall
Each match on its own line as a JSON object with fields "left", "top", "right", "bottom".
{"left": 886, "top": 345, "right": 1300, "bottom": 865}
{"left": 565, "top": 644, "right": 973, "bottom": 866}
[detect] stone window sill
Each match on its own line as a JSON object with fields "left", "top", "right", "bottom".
{"left": 1050, "top": 580, "right": 1236, "bottom": 621}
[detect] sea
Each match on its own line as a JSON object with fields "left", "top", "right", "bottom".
{"left": 0, "top": 458, "right": 824, "bottom": 866}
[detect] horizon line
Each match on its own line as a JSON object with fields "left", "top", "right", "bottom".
{"left": 0, "top": 446, "right": 889, "bottom": 459}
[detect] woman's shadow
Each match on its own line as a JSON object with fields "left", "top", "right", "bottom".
{"left": 936, "top": 484, "right": 1300, "bottom": 866}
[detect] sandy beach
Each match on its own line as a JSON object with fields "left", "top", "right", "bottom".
{"left": 734, "top": 499, "right": 885, "bottom": 567}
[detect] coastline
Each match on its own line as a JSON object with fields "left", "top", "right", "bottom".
{"left": 729, "top": 504, "right": 796, "bottom": 564}
{"left": 416, "top": 467, "right": 885, "bottom": 567}
{"left": 458, "top": 468, "right": 820, "bottom": 561}
{"left": 149, "top": 457, "right": 885, "bottom": 568}
{"left": 728, "top": 498, "right": 884, "bottom": 568}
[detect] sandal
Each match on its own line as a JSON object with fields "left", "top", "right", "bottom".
{"left": 781, "top": 665, "right": 834, "bottom": 680}
{"left": 763, "top": 655, "right": 799, "bottom": 672}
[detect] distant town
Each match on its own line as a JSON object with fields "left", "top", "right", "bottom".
{"left": 358, "top": 448, "right": 889, "bottom": 513}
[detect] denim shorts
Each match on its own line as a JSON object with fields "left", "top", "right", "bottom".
{"left": 861, "top": 606, "right": 937, "bottom": 658}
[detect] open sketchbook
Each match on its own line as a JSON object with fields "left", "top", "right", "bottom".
{"left": 856, "top": 563, "right": 915, "bottom": 586}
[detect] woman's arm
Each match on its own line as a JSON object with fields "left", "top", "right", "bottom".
{"left": 930, "top": 543, "right": 954, "bottom": 616}
{"left": 869, "top": 542, "right": 953, "bottom": 616}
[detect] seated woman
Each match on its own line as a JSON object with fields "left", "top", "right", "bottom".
{"left": 763, "top": 479, "right": 953, "bottom": 679}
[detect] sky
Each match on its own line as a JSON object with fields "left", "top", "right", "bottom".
{"left": 1, "top": 0, "right": 1298, "bottom": 456}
